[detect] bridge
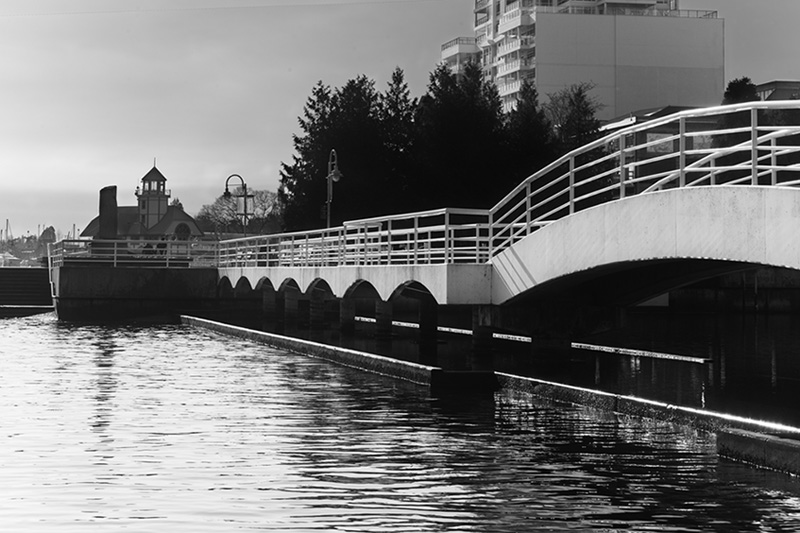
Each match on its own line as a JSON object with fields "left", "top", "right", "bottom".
{"left": 49, "top": 101, "right": 800, "bottom": 338}
{"left": 215, "top": 101, "right": 800, "bottom": 308}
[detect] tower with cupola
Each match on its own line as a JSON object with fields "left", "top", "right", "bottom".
{"left": 135, "top": 166, "right": 170, "bottom": 229}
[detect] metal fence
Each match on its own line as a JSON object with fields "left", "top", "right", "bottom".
{"left": 218, "top": 208, "right": 490, "bottom": 269}
{"left": 489, "top": 101, "right": 800, "bottom": 254}
{"left": 51, "top": 102, "right": 800, "bottom": 272}
{"left": 49, "top": 239, "right": 219, "bottom": 268}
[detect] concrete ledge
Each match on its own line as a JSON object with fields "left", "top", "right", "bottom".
{"left": 718, "top": 429, "right": 800, "bottom": 475}
{"left": 183, "top": 315, "right": 800, "bottom": 474}
{"left": 182, "top": 315, "right": 439, "bottom": 386}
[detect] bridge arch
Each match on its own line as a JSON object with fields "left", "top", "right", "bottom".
{"left": 254, "top": 277, "right": 276, "bottom": 293}
{"left": 233, "top": 277, "right": 253, "bottom": 297}
{"left": 343, "top": 279, "right": 381, "bottom": 301}
{"left": 389, "top": 280, "right": 437, "bottom": 304}
{"left": 277, "top": 278, "right": 302, "bottom": 295}
{"left": 307, "top": 278, "right": 335, "bottom": 299}
{"left": 217, "top": 276, "right": 234, "bottom": 299}
{"left": 492, "top": 186, "right": 800, "bottom": 305}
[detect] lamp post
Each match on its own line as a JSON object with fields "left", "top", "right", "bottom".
{"left": 326, "top": 149, "right": 343, "bottom": 228}
{"left": 223, "top": 174, "right": 253, "bottom": 237}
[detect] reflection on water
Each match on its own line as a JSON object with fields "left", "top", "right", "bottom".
{"left": 223, "top": 308, "right": 800, "bottom": 428}
{"left": 2, "top": 313, "right": 800, "bottom": 531}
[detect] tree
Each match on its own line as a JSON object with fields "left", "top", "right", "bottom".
{"left": 413, "top": 62, "right": 506, "bottom": 208}
{"left": 545, "top": 82, "right": 602, "bottom": 154}
{"left": 505, "top": 80, "right": 555, "bottom": 186}
{"left": 196, "top": 189, "right": 282, "bottom": 236}
{"left": 722, "top": 76, "right": 759, "bottom": 105}
{"left": 378, "top": 67, "right": 418, "bottom": 211}
{"left": 713, "top": 77, "right": 763, "bottom": 182}
{"left": 279, "top": 81, "right": 335, "bottom": 230}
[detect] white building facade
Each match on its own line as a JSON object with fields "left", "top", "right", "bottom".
{"left": 441, "top": 0, "right": 725, "bottom": 120}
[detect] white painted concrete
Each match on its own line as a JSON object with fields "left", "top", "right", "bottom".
{"left": 222, "top": 187, "right": 800, "bottom": 306}
{"left": 220, "top": 263, "right": 493, "bottom": 305}
{"left": 492, "top": 186, "right": 800, "bottom": 304}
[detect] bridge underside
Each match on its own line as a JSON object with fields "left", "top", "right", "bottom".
{"left": 506, "top": 258, "right": 758, "bottom": 307}
{"left": 493, "top": 186, "right": 800, "bottom": 305}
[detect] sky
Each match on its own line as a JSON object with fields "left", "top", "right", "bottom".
{"left": 1, "top": 0, "right": 798, "bottom": 238}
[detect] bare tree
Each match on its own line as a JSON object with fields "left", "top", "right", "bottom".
{"left": 196, "top": 188, "right": 282, "bottom": 236}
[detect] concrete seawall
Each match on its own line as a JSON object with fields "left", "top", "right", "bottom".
{"left": 183, "top": 315, "right": 800, "bottom": 476}
{"left": 53, "top": 266, "right": 218, "bottom": 321}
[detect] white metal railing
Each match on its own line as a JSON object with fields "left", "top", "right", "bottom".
{"left": 49, "top": 239, "right": 219, "bottom": 268}
{"left": 489, "top": 101, "right": 800, "bottom": 255}
{"left": 51, "top": 102, "right": 800, "bottom": 274}
{"left": 218, "top": 208, "right": 490, "bottom": 269}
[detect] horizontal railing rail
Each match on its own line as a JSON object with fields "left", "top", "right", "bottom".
{"left": 218, "top": 208, "right": 491, "bottom": 269}
{"left": 49, "top": 239, "right": 219, "bottom": 268}
{"left": 51, "top": 102, "right": 800, "bottom": 276}
{"left": 489, "top": 100, "right": 800, "bottom": 255}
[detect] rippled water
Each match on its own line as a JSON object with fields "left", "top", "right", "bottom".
{"left": 3, "top": 314, "right": 800, "bottom": 532}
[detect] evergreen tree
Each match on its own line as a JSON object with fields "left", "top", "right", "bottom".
{"left": 722, "top": 76, "right": 759, "bottom": 105}
{"left": 414, "top": 62, "right": 507, "bottom": 209}
{"left": 505, "top": 80, "right": 555, "bottom": 187}
{"left": 379, "top": 68, "right": 418, "bottom": 213}
{"left": 279, "top": 82, "right": 335, "bottom": 230}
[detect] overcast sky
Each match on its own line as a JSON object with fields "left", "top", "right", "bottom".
{"left": 1, "top": 0, "right": 798, "bottom": 237}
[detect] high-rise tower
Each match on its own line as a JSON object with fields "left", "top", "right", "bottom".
{"left": 441, "top": 0, "right": 724, "bottom": 119}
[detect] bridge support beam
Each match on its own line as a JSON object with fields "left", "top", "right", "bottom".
{"left": 418, "top": 298, "right": 438, "bottom": 365}
{"left": 471, "top": 305, "right": 495, "bottom": 371}
{"left": 262, "top": 287, "right": 277, "bottom": 322}
{"left": 375, "top": 300, "right": 393, "bottom": 340}
{"left": 278, "top": 288, "right": 299, "bottom": 329}
{"left": 309, "top": 292, "right": 326, "bottom": 330}
{"left": 340, "top": 298, "right": 356, "bottom": 336}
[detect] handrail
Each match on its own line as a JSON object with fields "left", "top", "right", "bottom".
{"left": 49, "top": 239, "right": 219, "bottom": 268}
{"left": 217, "top": 207, "right": 491, "bottom": 269}
{"left": 51, "top": 102, "right": 800, "bottom": 273}
{"left": 488, "top": 100, "right": 800, "bottom": 255}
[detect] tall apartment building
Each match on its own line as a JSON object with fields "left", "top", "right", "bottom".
{"left": 441, "top": 0, "right": 725, "bottom": 121}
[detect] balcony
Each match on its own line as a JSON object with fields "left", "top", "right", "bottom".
{"left": 497, "top": 58, "right": 535, "bottom": 77}
{"left": 498, "top": 7, "right": 535, "bottom": 33}
{"left": 474, "top": 0, "right": 490, "bottom": 13}
{"left": 497, "top": 36, "right": 535, "bottom": 58}
{"left": 497, "top": 79, "right": 522, "bottom": 97}
{"left": 441, "top": 36, "right": 479, "bottom": 59}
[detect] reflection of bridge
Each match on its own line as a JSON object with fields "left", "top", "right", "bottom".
{"left": 218, "top": 101, "right": 800, "bottom": 311}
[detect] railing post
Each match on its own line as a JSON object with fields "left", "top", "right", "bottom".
{"left": 771, "top": 136, "right": 778, "bottom": 186}
{"left": 444, "top": 210, "right": 451, "bottom": 264}
{"left": 525, "top": 180, "right": 532, "bottom": 235}
{"left": 619, "top": 134, "right": 626, "bottom": 199}
{"left": 679, "top": 116, "right": 686, "bottom": 187}
{"left": 413, "top": 216, "right": 419, "bottom": 264}
{"left": 488, "top": 209, "right": 495, "bottom": 260}
{"left": 751, "top": 107, "right": 759, "bottom": 185}
{"left": 569, "top": 157, "right": 575, "bottom": 214}
{"left": 339, "top": 228, "right": 344, "bottom": 265}
{"left": 386, "top": 220, "right": 392, "bottom": 265}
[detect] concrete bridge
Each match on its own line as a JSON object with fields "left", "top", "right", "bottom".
{"left": 50, "top": 101, "right": 800, "bottom": 344}
{"left": 217, "top": 102, "right": 800, "bottom": 310}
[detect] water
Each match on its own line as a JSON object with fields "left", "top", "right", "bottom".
{"left": 3, "top": 314, "right": 800, "bottom": 531}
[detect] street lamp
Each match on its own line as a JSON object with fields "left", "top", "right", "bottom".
{"left": 223, "top": 174, "right": 253, "bottom": 237}
{"left": 326, "top": 149, "right": 343, "bottom": 228}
